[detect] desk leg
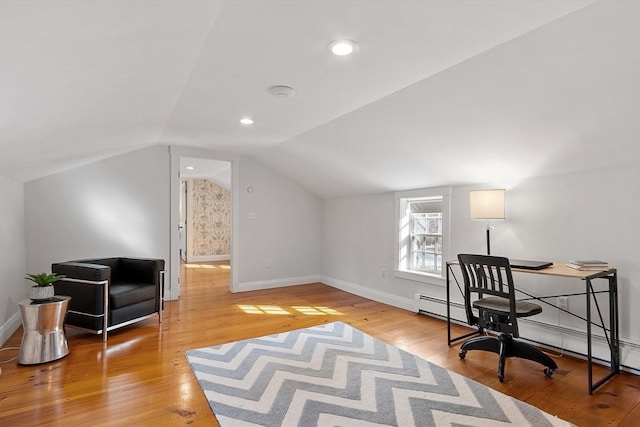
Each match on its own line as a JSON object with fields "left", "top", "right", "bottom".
{"left": 586, "top": 278, "right": 593, "bottom": 394}
{"left": 586, "top": 273, "right": 621, "bottom": 394}
{"left": 609, "top": 273, "right": 620, "bottom": 374}
{"left": 446, "top": 264, "right": 477, "bottom": 346}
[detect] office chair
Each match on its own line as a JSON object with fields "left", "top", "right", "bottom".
{"left": 457, "top": 254, "right": 557, "bottom": 382}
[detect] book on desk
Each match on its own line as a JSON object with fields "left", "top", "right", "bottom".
{"left": 566, "top": 259, "right": 609, "bottom": 271}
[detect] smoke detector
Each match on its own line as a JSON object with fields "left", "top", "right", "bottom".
{"left": 268, "top": 85, "right": 296, "bottom": 98}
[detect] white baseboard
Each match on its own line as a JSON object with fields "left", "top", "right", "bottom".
{"left": 234, "top": 275, "right": 323, "bottom": 293}
{"left": 321, "top": 276, "right": 415, "bottom": 312}
{"left": 0, "top": 311, "right": 22, "bottom": 347}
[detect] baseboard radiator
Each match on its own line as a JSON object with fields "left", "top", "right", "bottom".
{"left": 415, "top": 293, "right": 467, "bottom": 324}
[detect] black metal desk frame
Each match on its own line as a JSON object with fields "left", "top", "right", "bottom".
{"left": 446, "top": 261, "right": 619, "bottom": 395}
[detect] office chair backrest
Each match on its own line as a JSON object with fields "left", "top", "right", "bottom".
{"left": 457, "top": 254, "right": 519, "bottom": 336}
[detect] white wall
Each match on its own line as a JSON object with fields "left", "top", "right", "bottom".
{"left": 236, "top": 156, "right": 323, "bottom": 291}
{"left": 170, "top": 147, "right": 324, "bottom": 297}
{"left": 322, "top": 192, "right": 404, "bottom": 297}
{"left": 2, "top": 146, "right": 324, "bottom": 345}
{"left": 321, "top": 164, "right": 640, "bottom": 370}
{"left": 0, "top": 174, "right": 26, "bottom": 345}
{"left": 22, "top": 143, "right": 323, "bottom": 303}
{"left": 453, "top": 165, "right": 640, "bottom": 369}
{"left": 24, "top": 145, "right": 171, "bottom": 277}
{"left": 16, "top": 136, "right": 636, "bottom": 370}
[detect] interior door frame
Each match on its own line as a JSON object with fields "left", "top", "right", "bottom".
{"left": 168, "top": 146, "right": 239, "bottom": 300}
{"left": 179, "top": 179, "right": 188, "bottom": 262}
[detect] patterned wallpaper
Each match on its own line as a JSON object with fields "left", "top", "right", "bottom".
{"left": 188, "top": 179, "right": 231, "bottom": 257}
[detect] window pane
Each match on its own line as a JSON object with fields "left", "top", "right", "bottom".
{"left": 415, "top": 216, "right": 427, "bottom": 234}
{"left": 407, "top": 199, "right": 443, "bottom": 274}
{"left": 427, "top": 216, "right": 441, "bottom": 234}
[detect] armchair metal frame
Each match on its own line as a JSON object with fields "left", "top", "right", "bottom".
{"left": 54, "top": 261, "right": 165, "bottom": 342}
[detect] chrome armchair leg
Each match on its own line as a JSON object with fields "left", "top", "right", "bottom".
{"left": 103, "top": 279, "right": 109, "bottom": 342}
{"left": 158, "top": 270, "right": 166, "bottom": 324}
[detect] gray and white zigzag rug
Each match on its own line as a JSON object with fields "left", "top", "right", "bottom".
{"left": 185, "top": 321, "right": 572, "bottom": 426}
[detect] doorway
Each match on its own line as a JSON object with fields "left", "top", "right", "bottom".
{"left": 174, "top": 155, "right": 233, "bottom": 299}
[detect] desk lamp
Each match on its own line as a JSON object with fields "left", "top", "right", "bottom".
{"left": 469, "top": 189, "right": 505, "bottom": 255}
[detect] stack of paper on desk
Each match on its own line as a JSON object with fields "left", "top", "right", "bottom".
{"left": 566, "top": 260, "right": 609, "bottom": 270}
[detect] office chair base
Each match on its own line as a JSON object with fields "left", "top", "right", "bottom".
{"left": 459, "top": 334, "right": 558, "bottom": 382}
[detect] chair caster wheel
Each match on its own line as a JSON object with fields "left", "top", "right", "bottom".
{"left": 544, "top": 368, "right": 554, "bottom": 378}
{"left": 459, "top": 350, "right": 467, "bottom": 359}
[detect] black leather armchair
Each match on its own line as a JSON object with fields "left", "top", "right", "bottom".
{"left": 52, "top": 257, "right": 165, "bottom": 341}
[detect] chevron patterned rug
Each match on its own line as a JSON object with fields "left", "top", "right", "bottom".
{"left": 185, "top": 321, "right": 572, "bottom": 426}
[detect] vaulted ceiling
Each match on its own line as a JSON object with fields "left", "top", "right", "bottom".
{"left": 1, "top": 1, "right": 638, "bottom": 198}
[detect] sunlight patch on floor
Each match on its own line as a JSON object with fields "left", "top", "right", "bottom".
{"left": 292, "top": 306, "right": 341, "bottom": 316}
{"left": 184, "top": 263, "right": 230, "bottom": 269}
{"left": 237, "top": 305, "right": 290, "bottom": 315}
{"left": 236, "top": 305, "right": 344, "bottom": 316}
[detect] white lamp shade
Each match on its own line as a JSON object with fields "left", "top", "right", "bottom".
{"left": 470, "top": 189, "right": 505, "bottom": 220}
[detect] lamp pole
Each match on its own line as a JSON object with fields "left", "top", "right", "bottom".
{"left": 486, "top": 225, "right": 491, "bottom": 255}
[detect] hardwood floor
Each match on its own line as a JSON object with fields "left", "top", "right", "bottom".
{"left": 1, "top": 261, "right": 639, "bottom": 426}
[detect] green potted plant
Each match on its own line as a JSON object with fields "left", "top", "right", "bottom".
{"left": 25, "top": 272, "right": 65, "bottom": 301}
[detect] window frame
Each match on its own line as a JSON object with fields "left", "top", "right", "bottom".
{"left": 394, "top": 186, "right": 451, "bottom": 286}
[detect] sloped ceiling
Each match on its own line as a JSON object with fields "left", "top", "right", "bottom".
{"left": 1, "top": 1, "right": 638, "bottom": 198}
{"left": 180, "top": 157, "right": 231, "bottom": 190}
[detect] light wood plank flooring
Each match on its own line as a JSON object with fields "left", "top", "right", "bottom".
{"left": 1, "top": 261, "right": 639, "bottom": 426}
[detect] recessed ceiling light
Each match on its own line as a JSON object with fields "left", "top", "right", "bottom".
{"left": 326, "top": 39, "right": 359, "bottom": 56}
{"left": 240, "top": 117, "right": 254, "bottom": 125}
{"left": 185, "top": 166, "right": 195, "bottom": 170}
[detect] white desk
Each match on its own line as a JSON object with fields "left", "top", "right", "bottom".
{"left": 446, "top": 261, "right": 619, "bottom": 395}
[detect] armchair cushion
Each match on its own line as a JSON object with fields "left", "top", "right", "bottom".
{"left": 110, "top": 283, "right": 156, "bottom": 309}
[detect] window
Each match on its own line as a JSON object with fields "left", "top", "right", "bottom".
{"left": 395, "top": 187, "right": 450, "bottom": 283}
{"left": 409, "top": 199, "right": 442, "bottom": 273}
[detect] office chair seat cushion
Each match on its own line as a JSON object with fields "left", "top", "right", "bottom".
{"left": 473, "top": 297, "right": 542, "bottom": 317}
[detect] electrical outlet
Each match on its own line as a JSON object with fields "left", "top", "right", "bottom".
{"left": 558, "top": 297, "right": 568, "bottom": 311}
{"left": 381, "top": 268, "right": 386, "bottom": 278}
{"left": 265, "top": 257, "right": 271, "bottom": 268}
